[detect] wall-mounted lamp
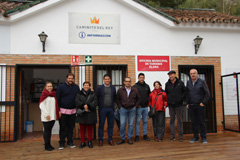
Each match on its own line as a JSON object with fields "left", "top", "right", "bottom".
{"left": 38, "top": 31, "right": 48, "bottom": 52}
{"left": 194, "top": 35, "right": 203, "bottom": 54}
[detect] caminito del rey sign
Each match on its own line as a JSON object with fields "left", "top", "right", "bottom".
{"left": 137, "top": 56, "right": 170, "bottom": 71}
{"left": 69, "top": 12, "right": 120, "bottom": 44}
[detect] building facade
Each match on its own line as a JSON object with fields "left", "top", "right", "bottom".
{"left": 0, "top": 0, "right": 239, "bottom": 142}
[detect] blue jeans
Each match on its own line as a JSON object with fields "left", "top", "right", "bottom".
{"left": 135, "top": 107, "right": 148, "bottom": 136}
{"left": 120, "top": 107, "right": 136, "bottom": 140}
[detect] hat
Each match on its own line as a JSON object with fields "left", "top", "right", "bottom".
{"left": 168, "top": 70, "right": 176, "bottom": 75}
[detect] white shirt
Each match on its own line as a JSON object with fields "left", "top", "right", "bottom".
{"left": 39, "top": 97, "right": 56, "bottom": 122}
{"left": 125, "top": 87, "right": 131, "bottom": 97}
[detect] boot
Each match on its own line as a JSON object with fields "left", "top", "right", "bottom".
{"left": 88, "top": 141, "right": 93, "bottom": 148}
{"left": 79, "top": 142, "right": 86, "bottom": 149}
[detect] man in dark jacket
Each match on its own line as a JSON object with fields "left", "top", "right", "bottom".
{"left": 133, "top": 73, "right": 151, "bottom": 142}
{"left": 116, "top": 77, "right": 141, "bottom": 145}
{"left": 186, "top": 69, "right": 210, "bottom": 144}
{"left": 165, "top": 70, "right": 186, "bottom": 142}
{"left": 96, "top": 74, "right": 116, "bottom": 147}
{"left": 56, "top": 73, "right": 80, "bottom": 150}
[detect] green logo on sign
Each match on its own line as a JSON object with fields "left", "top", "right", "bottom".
{"left": 85, "top": 55, "right": 92, "bottom": 64}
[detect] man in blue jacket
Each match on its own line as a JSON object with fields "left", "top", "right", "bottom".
{"left": 56, "top": 73, "right": 80, "bottom": 150}
{"left": 186, "top": 69, "right": 210, "bottom": 144}
{"left": 96, "top": 74, "right": 116, "bottom": 147}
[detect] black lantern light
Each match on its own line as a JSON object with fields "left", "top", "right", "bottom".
{"left": 194, "top": 35, "right": 203, "bottom": 54}
{"left": 38, "top": 31, "right": 48, "bottom": 52}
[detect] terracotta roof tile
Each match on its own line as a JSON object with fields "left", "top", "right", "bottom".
{"left": 158, "top": 8, "right": 240, "bottom": 24}
{"left": 0, "top": 0, "right": 47, "bottom": 18}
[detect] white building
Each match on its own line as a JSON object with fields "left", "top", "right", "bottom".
{"left": 0, "top": 0, "right": 239, "bottom": 142}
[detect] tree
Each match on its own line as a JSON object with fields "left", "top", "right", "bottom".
{"left": 140, "top": 0, "right": 240, "bottom": 16}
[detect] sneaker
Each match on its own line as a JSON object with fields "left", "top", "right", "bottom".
{"left": 189, "top": 138, "right": 199, "bottom": 143}
{"left": 168, "top": 137, "right": 176, "bottom": 141}
{"left": 156, "top": 137, "right": 162, "bottom": 142}
{"left": 67, "top": 143, "right": 76, "bottom": 149}
{"left": 179, "top": 138, "right": 184, "bottom": 142}
{"left": 202, "top": 138, "right": 208, "bottom": 144}
{"left": 59, "top": 144, "right": 64, "bottom": 150}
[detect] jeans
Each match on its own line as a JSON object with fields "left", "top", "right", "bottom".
{"left": 189, "top": 105, "right": 206, "bottom": 139}
{"left": 169, "top": 106, "right": 183, "bottom": 138}
{"left": 135, "top": 107, "right": 148, "bottom": 136}
{"left": 152, "top": 111, "right": 165, "bottom": 138}
{"left": 120, "top": 107, "right": 136, "bottom": 140}
{"left": 43, "top": 120, "right": 55, "bottom": 145}
{"left": 98, "top": 107, "right": 114, "bottom": 142}
{"left": 59, "top": 114, "right": 76, "bottom": 145}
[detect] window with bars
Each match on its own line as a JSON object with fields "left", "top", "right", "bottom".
{"left": 94, "top": 65, "right": 127, "bottom": 91}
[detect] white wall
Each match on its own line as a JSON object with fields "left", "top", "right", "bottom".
{"left": 3, "top": 0, "right": 240, "bottom": 76}
{"left": 0, "top": 25, "right": 10, "bottom": 54}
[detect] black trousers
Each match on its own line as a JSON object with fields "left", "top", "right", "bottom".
{"left": 152, "top": 111, "right": 165, "bottom": 138}
{"left": 43, "top": 120, "right": 55, "bottom": 145}
{"left": 59, "top": 114, "right": 76, "bottom": 145}
{"left": 189, "top": 105, "right": 206, "bottom": 139}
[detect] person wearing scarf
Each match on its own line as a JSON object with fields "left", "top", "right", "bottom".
{"left": 39, "top": 82, "right": 59, "bottom": 151}
{"left": 148, "top": 81, "right": 167, "bottom": 142}
{"left": 75, "top": 82, "right": 97, "bottom": 149}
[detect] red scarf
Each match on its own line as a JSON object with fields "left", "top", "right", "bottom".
{"left": 153, "top": 88, "right": 161, "bottom": 93}
{"left": 39, "top": 89, "right": 59, "bottom": 120}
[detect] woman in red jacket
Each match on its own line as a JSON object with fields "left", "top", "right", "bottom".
{"left": 149, "top": 81, "right": 167, "bottom": 142}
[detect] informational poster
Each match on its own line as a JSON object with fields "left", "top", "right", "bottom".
{"left": 137, "top": 56, "right": 170, "bottom": 71}
{"left": 69, "top": 12, "right": 120, "bottom": 44}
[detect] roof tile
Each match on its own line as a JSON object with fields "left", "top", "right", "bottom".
{"left": 158, "top": 8, "right": 240, "bottom": 24}
{"left": 0, "top": 0, "right": 47, "bottom": 18}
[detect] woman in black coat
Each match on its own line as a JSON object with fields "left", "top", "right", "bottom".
{"left": 75, "top": 81, "right": 97, "bottom": 149}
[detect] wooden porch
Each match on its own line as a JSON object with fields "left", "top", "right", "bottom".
{"left": 0, "top": 131, "right": 239, "bottom": 160}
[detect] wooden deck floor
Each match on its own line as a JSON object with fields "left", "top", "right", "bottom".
{"left": 0, "top": 131, "right": 240, "bottom": 160}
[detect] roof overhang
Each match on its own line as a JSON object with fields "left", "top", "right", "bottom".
{"left": 1, "top": 0, "right": 240, "bottom": 31}
{"left": 118, "top": 0, "right": 240, "bottom": 31}
{"left": 0, "top": 0, "right": 66, "bottom": 25}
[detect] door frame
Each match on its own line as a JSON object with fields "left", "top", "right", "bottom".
{"left": 178, "top": 65, "right": 217, "bottom": 133}
{"left": 15, "top": 64, "right": 71, "bottom": 140}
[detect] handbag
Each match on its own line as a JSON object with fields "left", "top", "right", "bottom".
{"left": 148, "top": 94, "right": 160, "bottom": 117}
{"left": 77, "top": 93, "right": 92, "bottom": 116}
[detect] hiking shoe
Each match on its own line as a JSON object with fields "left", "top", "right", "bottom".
{"left": 67, "top": 143, "right": 76, "bottom": 148}
{"left": 202, "top": 138, "right": 208, "bottom": 144}
{"left": 143, "top": 135, "right": 150, "bottom": 141}
{"left": 59, "top": 144, "right": 64, "bottom": 150}
{"left": 189, "top": 138, "right": 199, "bottom": 143}
{"left": 134, "top": 136, "right": 139, "bottom": 142}
{"left": 168, "top": 137, "right": 176, "bottom": 141}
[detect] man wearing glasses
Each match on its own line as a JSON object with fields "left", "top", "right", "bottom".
{"left": 116, "top": 77, "right": 141, "bottom": 145}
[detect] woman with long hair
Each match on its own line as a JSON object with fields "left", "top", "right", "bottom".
{"left": 39, "top": 82, "right": 59, "bottom": 151}
{"left": 149, "top": 81, "right": 167, "bottom": 142}
{"left": 75, "top": 81, "right": 97, "bottom": 149}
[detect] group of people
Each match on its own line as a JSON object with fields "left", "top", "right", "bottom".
{"left": 39, "top": 69, "right": 210, "bottom": 151}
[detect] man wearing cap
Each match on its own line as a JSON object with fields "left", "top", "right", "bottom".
{"left": 165, "top": 70, "right": 186, "bottom": 142}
